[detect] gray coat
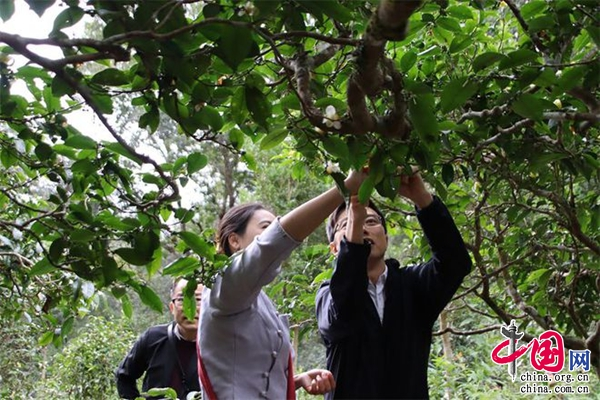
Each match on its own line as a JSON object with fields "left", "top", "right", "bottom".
{"left": 199, "top": 219, "right": 300, "bottom": 399}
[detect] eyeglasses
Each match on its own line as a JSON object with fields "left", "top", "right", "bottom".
{"left": 334, "top": 215, "right": 382, "bottom": 233}
{"left": 172, "top": 297, "right": 202, "bottom": 305}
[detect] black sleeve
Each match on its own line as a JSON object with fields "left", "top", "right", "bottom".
{"left": 115, "top": 330, "right": 149, "bottom": 399}
{"left": 316, "top": 238, "right": 370, "bottom": 343}
{"left": 412, "top": 196, "right": 472, "bottom": 319}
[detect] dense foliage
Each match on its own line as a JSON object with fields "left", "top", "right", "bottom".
{"left": 0, "top": 0, "right": 598, "bottom": 392}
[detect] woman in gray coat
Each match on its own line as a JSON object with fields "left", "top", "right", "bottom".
{"left": 198, "top": 171, "right": 364, "bottom": 399}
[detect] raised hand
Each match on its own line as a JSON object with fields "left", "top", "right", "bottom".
{"left": 344, "top": 168, "right": 368, "bottom": 195}
{"left": 346, "top": 195, "right": 367, "bottom": 244}
{"left": 397, "top": 171, "right": 433, "bottom": 209}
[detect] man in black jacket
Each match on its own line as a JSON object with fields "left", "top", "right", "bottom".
{"left": 316, "top": 172, "right": 472, "bottom": 399}
{"left": 116, "top": 278, "right": 203, "bottom": 399}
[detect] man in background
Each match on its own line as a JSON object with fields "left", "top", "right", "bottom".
{"left": 116, "top": 278, "right": 203, "bottom": 399}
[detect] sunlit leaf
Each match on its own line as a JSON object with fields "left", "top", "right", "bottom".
{"left": 163, "top": 257, "right": 199, "bottom": 276}
{"left": 180, "top": 231, "right": 213, "bottom": 258}
{"left": 137, "top": 285, "right": 163, "bottom": 313}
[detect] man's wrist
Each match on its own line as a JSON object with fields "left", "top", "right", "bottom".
{"left": 413, "top": 193, "right": 434, "bottom": 209}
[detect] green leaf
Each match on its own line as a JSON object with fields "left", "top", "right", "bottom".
{"left": 440, "top": 78, "right": 479, "bottom": 113}
{"left": 61, "top": 316, "right": 74, "bottom": 337}
{"left": 368, "top": 149, "right": 386, "bottom": 184}
{"left": 245, "top": 86, "right": 271, "bottom": 128}
{"left": 134, "top": 231, "right": 160, "bottom": 258}
{"left": 358, "top": 176, "right": 376, "bottom": 205}
{"left": 390, "top": 143, "right": 409, "bottom": 164}
{"left": 409, "top": 94, "right": 439, "bottom": 143}
{"left": 260, "top": 128, "right": 288, "bottom": 150}
{"left": 446, "top": 5, "right": 474, "bottom": 20}
{"left": 556, "top": 66, "right": 587, "bottom": 92}
{"left": 215, "top": 26, "right": 255, "bottom": 70}
{"left": 526, "top": 268, "right": 551, "bottom": 285}
{"left": 49, "top": 238, "right": 67, "bottom": 262}
{"left": 121, "top": 295, "right": 133, "bottom": 319}
{"left": 473, "top": 52, "right": 506, "bottom": 72}
{"left": 512, "top": 93, "right": 545, "bottom": 120}
{"left": 30, "top": 257, "right": 55, "bottom": 276}
{"left": 1, "top": 149, "right": 17, "bottom": 168}
{"left": 400, "top": 51, "right": 418, "bottom": 72}
{"left": 280, "top": 94, "right": 301, "bottom": 111}
{"left": 229, "top": 128, "right": 245, "bottom": 149}
{"left": 138, "top": 285, "right": 164, "bottom": 313}
{"left": 202, "top": 3, "right": 222, "bottom": 18}
{"left": 139, "top": 108, "right": 160, "bottom": 133}
{"left": 147, "top": 246, "right": 162, "bottom": 277}
{"left": 64, "top": 134, "right": 97, "bottom": 150}
{"left": 71, "top": 159, "right": 97, "bottom": 175}
{"left": 51, "top": 75, "right": 75, "bottom": 97}
{"left": 70, "top": 228, "right": 96, "bottom": 242}
{"left": 91, "top": 93, "right": 114, "bottom": 114}
{"left": 231, "top": 87, "right": 247, "bottom": 125}
{"left": 0, "top": 0, "right": 15, "bottom": 21}
{"left": 38, "top": 331, "right": 54, "bottom": 346}
{"left": 69, "top": 203, "right": 94, "bottom": 224}
{"left": 520, "top": 0, "right": 548, "bottom": 19}
{"left": 24, "top": 0, "right": 55, "bottom": 17}
{"left": 104, "top": 142, "right": 143, "bottom": 165}
{"left": 52, "top": 6, "right": 84, "bottom": 31}
{"left": 449, "top": 36, "right": 473, "bottom": 54}
{"left": 498, "top": 49, "right": 540, "bottom": 70}
{"left": 163, "top": 257, "right": 199, "bottom": 276}
{"left": 436, "top": 16, "right": 462, "bottom": 33}
{"left": 199, "top": 105, "right": 223, "bottom": 131}
{"left": 530, "top": 152, "right": 569, "bottom": 170}
{"left": 90, "top": 68, "right": 130, "bottom": 86}
{"left": 442, "top": 163, "right": 455, "bottom": 186}
{"left": 305, "top": 0, "right": 352, "bottom": 23}
{"left": 187, "top": 152, "right": 208, "bottom": 174}
{"left": 145, "top": 388, "right": 178, "bottom": 399}
{"left": 255, "top": 0, "right": 280, "bottom": 17}
{"left": 180, "top": 231, "right": 213, "bottom": 258}
{"left": 115, "top": 248, "right": 152, "bottom": 266}
{"left": 375, "top": 174, "right": 400, "bottom": 200}
{"left": 35, "top": 142, "right": 53, "bottom": 161}
{"left": 322, "top": 136, "right": 350, "bottom": 161}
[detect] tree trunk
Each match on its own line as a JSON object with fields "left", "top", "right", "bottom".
{"left": 439, "top": 310, "right": 454, "bottom": 400}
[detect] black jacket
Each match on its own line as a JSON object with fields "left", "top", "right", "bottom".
{"left": 316, "top": 197, "right": 472, "bottom": 399}
{"left": 115, "top": 322, "right": 200, "bottom": 399}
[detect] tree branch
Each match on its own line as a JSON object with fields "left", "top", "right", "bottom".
{"left": 433, "top": 324, "right": 502, "bottom": 336}
{"left": 504, "top": 0, "right": 547, "bottom": 53}
{"left": 271, "top": 31, "right": 359, "bottom": 46}
{"left": 1, "top": 33, "right": 180, "bottom": 207}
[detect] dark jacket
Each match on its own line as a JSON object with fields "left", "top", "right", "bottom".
{"left": 115, "top": 322, "right": 200, "bottom": 399}
{"left": 316, "top": 197, "right": 472, "bottom": 399}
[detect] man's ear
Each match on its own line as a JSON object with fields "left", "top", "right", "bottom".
{"left": 227, "top": 233, "right": 240, "bottom": 253}
{"left": 329, "top": 241, "right": 339, "bottom": 256}
{"left": 168, "top": 301, "right": 175, "bottom": 315}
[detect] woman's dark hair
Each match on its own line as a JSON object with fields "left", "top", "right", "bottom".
{"left": 326, "top": 200, "right": 387, "bottom": 243}
{"left": 217, "top": 203, "right": 268, "bottom": 256}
